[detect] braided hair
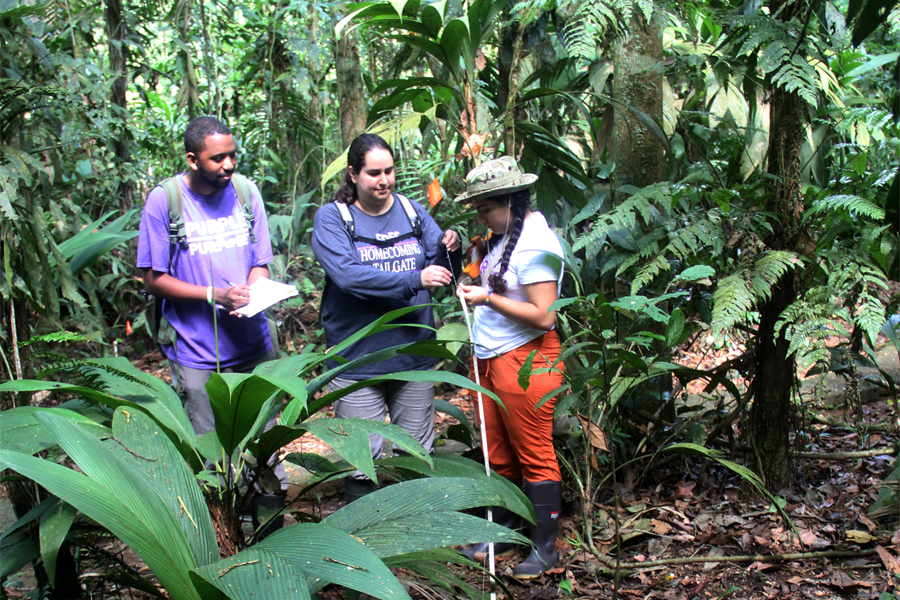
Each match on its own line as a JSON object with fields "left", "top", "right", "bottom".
{"left": 331, "top": 133, "right": 394, "bottom": 204}
{"left": 487, "top": 188, "right": 532, "bottom": 294}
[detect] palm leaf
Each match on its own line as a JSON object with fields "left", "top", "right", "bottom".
{"left": 324, "top": 477, "right": 531, "bottom": 557}
{"left": 110, "top": 408, "right": 219, "bottom": 567}
{"left": 0, "top": 444, "right": 202, "bottom": 600}
{"left": 303, "top": 418, "right": 432, "bottom": 482}
{"left": 252, "top": 523, "right": 411, "bottom": 600}
{"left": 192, "top": 549, "right": 310, "bottom": 600}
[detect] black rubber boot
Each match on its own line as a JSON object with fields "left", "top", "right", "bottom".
{"left": 344, "top": 478, "right": 379, "bottom": 504}
{"left": 460, "top": 505, "right": 519, "bottom": 564}
{"left": 513, "top": 480, "right": 561, "bottom": 580}
{"left": 251, "top": 492, "right": 286, "bottom": 542}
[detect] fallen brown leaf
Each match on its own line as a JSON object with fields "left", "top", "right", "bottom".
{"left": 576, "top": 413, "right": 609, "bottom": 451}
{"left": 651, "top": 519, "right": 672, "bottom": 535}
{"left": 829, "top": 571, "right": 857, "bottom": 589}
{"left": 876, "top": 545, "right": 900, "bottom": 576}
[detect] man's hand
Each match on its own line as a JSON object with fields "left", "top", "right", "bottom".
{"left": 217, "top": 284, "right": 251, "bottom": 312}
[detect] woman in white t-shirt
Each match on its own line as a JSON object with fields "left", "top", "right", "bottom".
{"left": 457, "top": 157, "right": 565, "bottom": 579}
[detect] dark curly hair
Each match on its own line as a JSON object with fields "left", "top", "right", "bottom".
{"left": 486, "top": 188, "right": 532, "bottom": 294}
{"left": 184, "top": 117, "right": 232, "bottom": 154}
{"left": 331, "top": 134, "right": 394, "bottom": 204}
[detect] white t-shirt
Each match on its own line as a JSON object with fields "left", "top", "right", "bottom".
{"left": 472, "top": 211, "right": 564, "bottom": 358}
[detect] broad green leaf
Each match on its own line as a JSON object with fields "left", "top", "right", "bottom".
{"left": 436, "top": 322, "right": 469, "bottom": 356}
{"left": 0, "top": 532, "right": 37, "bottom": 579}
{"left": 39, "top": 499, "right": 76, "bottom": 586}
{"left": 308, "top": 339, "right": 459, "bottom": 401}
{"left": 0, "top": 375, "right": 193, "bottom": 450}
{"left": 674, "top": 265, "right": 715, "bottom": 283}
{"left": 325, "top": 477, "right": 531, "bottom": 557}
{"left": 420, "top": 2, "right": 444, "bottom": 36}
{"left": 192, "top": 549, "right": 310, "bottom": 600}
{"left": 517, "top": 350, "right": 537, "bottom": 392}
{"left": 252, "top": 353, "right": 327, "bottom": 380}
{"left": 35, "top": 414, "right": 200, "bottom": 574}
{"left": 665, "top": 308, "right": 685, "bottom": 347}
{"left": 0, "top": 446, "right": 202, "bottom": 600}
{"left": 341, "top": 511, "right": 527, "bottom": 556}
{"left": 0, "top": 406, "right": 111, "bottom": 460}
{"left": 280, "top": 395, "right": 307, "bottom": 427}
{"left": 207, "top": 373, "right": 279, "bottom": 455}
{"left": 58, "top": 357, "right": 195, "bottom": 445}
{"left": 254, "top": 523, "right": 411, "bottom": 600}
{"left": 304, "top": 418, "right": 431, "bottom": 481}
{"left": 439, "top": 18, "right": 469, "bottom": 78}
{"left": 111, "top": 409, "right": 218, "bottom": 567}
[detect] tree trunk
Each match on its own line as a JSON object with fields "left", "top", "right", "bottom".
{"left": 611, "top": 15, "right": 671, "bottom": 414}
{"left": 336, "top": 30, "right": 367, "bottom": 148}
{"left": 197, "top": 0, "right": 220, "bottom": 115}
{"left": 611, "top": 15, "right": 665, "bottom": 190}
{"left": 750, "top": 82, "right": 806, "bottom": 491}
{"left": 176, "top": 0, "right": 199, "bottom": 118}
{"left": 106, "top": 0, "right": 133, "bottom": 210}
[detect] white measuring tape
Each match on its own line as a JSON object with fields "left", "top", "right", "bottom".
{"left": 449, "top": 246, "right": 498, "bottom": 600}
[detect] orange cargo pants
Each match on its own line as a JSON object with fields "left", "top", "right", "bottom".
{"left": 475, "top": 330, "right": 564, "bottom": 483}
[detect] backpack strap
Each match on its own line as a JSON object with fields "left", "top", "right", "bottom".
{"left": 231, "top": 173, "right": 257, "bottom": 244}
{"left": 335, "top": 194, "right": 423, "bottom": 246}
{"left": 335, "top": 201, "right": 356, "bottom": 241}
{"left": 395, "top": 193, "right": 423, "bottom": 239}
{"left": 160, "top": 176, "right": 185, "bottom": 247}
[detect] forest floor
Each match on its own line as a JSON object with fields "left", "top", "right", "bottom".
{"left": 280, "top": 333, "right": 900, "bottom": 600}
{"left": 2, "top": 336, "right": 898, "bottom": 600}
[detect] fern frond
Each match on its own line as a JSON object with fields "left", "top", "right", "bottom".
{"left": 573, "top": 183, "right": 671, "bottom": 252}
{"left": 615, "top": 233, "right": 662, "bottom": 279}
{"left": 19, "top": 331, "right": 91, "bottom": 347}
{"left": 776, "top": 286, "right": 851, "bottom": 369}
{"left": 630, "top": 254, "right": 671, "bottom": 294}
{"left": 712, "top": 272, "right": 755, "bottom": 333}
{"left": 807, "top": 194, "right": 886, "bottom": 221}
{"left": 748, "top": 250, "right": 801, "bottom": 302}
{"left": 559, "top": 0, "right": 653, "bottom": 60}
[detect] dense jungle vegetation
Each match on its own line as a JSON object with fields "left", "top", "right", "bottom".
{"left": 1, "top": 0, "right": 899, "bottom": 597}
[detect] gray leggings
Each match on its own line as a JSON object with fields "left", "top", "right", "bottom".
{"left": 170, "top": 347, "right": 287, "bottom": 491}
{"left": 330, "top": 376, "right": 435, "bottom": 481}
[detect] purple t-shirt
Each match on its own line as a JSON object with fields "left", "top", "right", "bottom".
{"left": 136, "top": 175, "right": 274, "bottom": 369}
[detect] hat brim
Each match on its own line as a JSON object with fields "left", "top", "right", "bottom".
{"left": 454, "top": 173, "right": 538, "bottom": 203}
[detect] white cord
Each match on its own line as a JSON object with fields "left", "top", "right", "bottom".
{"left": 447, "top": 246, "right": 497, "bottom": 600}
{"left": 455, "top": 289, "right": 497, "bottom": 599}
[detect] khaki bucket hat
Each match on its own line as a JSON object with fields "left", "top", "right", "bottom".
{"left": 455, "top": 156, "right": 538, "bottom": 203}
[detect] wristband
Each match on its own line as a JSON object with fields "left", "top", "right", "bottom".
{"left": 485, "top": 290, "right": 492, "bottom": 306}
{"left": 207, "top": 285, "right": 214, "bottom": 305}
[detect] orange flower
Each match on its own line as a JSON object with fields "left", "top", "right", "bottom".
{"left": 462, "top": 234, "right": 490, "bottom": 279}
{"left": 428, "top": 178, "right": 443, "bottom": 207}
{"left": 125, "top": 320, "right": 133, "bottom": 335}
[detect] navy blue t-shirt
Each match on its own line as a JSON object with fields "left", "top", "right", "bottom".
{"left": 311, "top": 195, "right": 445, "bottom": 378}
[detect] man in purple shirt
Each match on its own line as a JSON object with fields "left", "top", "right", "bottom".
{"left": 137, "top": 117, "right": 285, "bottom": 530}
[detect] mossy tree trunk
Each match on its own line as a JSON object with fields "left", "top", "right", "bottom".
{"left": 106, "top": 0, "right": 133, "bottom": 211}
{"left": 336, "top": 29, "right": 367, "bottom": 148}
{"left": 751, "top": 82, "right": 806, "bottom": 492}
{"left": 611, "top": 15, "right": 664, "bottom": 190}
{"left": 611, "top": 15, "right": 671, "bottom": 415}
